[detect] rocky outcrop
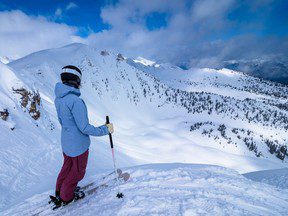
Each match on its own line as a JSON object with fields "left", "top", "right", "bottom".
{"left": 12, "top": 88, "right": 41, "bottom": 120}
{"left": 0, "top": 109, "right": 9, "bottom": 121}
{"left": 100, "top": 50, "right": 109, "bottom": 56}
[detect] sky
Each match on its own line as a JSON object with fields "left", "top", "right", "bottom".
{"left": 0, "top": 0, "right": 287, "bottom": 73}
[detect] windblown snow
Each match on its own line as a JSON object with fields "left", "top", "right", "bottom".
{"left": 244, "top": 168, "right": 288, "bottom": 189}
{"left": 3, "top": 164, "right": 288, "bottom": 216}
{"left": 0, "top": 43, "right": 287, "bottom": 214}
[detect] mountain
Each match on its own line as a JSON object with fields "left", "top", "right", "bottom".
{"left": 129, "top": 56, "right": 288, "bottom": 163}
{"left": 0, "top": 43, "right": 287, "bottom": 211}
{"left": 3, "top": 163, "right": 288, "bottom": 216}
{"left": 222, "top": 57, "right": 288, "bottom": 85}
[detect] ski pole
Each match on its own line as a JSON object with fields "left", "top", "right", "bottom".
{"left": 106, "top": 116, "right": 124, "bottom": 198}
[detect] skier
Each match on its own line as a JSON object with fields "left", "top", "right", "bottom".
{"left": 52, "top": 65, "right": 114, "bottom": 208}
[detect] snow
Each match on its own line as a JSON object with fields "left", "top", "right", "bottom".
{"left": 0, "top": 43, "right": 288, "bottom": 213}
{"left": 133, "top": 57, "right": 159, "bottom": 67}
{"left": 244, "top": 168, "right": 288, "bottom": 189}
{"left": 0, "top": 56, "right": 10, "bottom": 64}
{"left": 3, "top": 163, "right": 288, "bottom": 216}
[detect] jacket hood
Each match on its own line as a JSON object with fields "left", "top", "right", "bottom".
{"left": 55, "top": 82, "right": 81, "bottom": 98}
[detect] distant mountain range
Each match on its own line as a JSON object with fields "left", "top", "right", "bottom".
{"left": 222, "top": 57, "right": 288, "bottom": 85}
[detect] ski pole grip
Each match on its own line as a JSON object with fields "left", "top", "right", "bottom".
{"left": 106, "top": 116, "right": 110, "bottom": 124}
{"left": 106, "top": 116, "right": 114, "bottom": 149}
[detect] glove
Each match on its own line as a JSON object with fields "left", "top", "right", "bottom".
{"left": 106, "top": 123, "right": 114, "bottom": 134}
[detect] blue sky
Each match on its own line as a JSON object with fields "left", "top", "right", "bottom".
{"left": 0, "top": 0, "right": 174, "bottom": 37}
{"left": 0, "top": 0, "right": 287, "bottom": 70}
{"left": 1, "top": 0, "right": 287, "bottom": 37}
{"left": 0, "top": 0, "right": 110, "bottom": 36}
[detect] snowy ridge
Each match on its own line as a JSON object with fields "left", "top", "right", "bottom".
{"left": 130, "top": 59, "right": 288, "bottom": 100}
{"left": 244, "top": 168, "right": 288, "bottom": 189}
{"left": 3, "top": 163, "right": 288, "bottom": 216}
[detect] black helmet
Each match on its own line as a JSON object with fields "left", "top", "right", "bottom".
{"left": 61, "top": 65, "right": 82, "bottom": 88}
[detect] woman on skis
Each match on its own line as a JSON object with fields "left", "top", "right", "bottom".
{"left": 52, "top": 65, "right": 114, "bottom": 208}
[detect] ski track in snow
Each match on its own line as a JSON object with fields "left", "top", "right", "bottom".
{"left": 6, "top": 145, "right": 57, "bottom": 201}
{"left": 2, "top": 163, "right": 288, "bottom": 216}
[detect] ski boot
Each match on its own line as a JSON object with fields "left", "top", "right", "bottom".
{"left": 74, "top": 187, "right": 85, "bottom": 201}
{"left": 49, "top": 191, "right": 64, "bottom": 210}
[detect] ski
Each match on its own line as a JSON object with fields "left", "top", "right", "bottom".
{"left": 48, "top": 171, "right": 129, "bottom": 207}
{"left": 31, "top": 171, "right": 130, "bottom": 215}
{"left": 80, "top": 168, "right": 123, "bottom": 191}
{"left": 86, "top": 172, "right": 130, "bottom": 195}
{"left": 51, "top": 172, "right": 130, "bottom": 209}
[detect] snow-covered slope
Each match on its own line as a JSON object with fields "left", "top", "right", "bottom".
{"left": 244, "top": 168, "right": 288, "bottom": 189}
{"left": 0, "top": 61, "right": 133, "bottom": 211}
{"left": 8, "top": 44, "right": 288, "bottom": 170}
{"left": 0, "top": 43, "right": 288, "bottom": 211}
{"left": 129, "top": 57, "right": 288, "bottom": 163}
{"left": 0, "top": 62, "right": 60, "bottom": 209}
{"left": 130, "top": 57, "right": 288, "bottom": 101}
{"left": 3, "top": 163, "right": 288, "bottom": 216}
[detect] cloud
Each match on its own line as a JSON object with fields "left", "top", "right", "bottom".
{"left": 66, "top": 2, "right": 78, "bottom": 11}
{"left": 0, "top": 10, "right": 83, "bottom": 59}
{"left": 0, "top": 0, "right": 287, "bottom": 82}
{"left": 86, "top": 0, "right": 287, "bottom": 72}
{"left": 87, "top": 0, "right": 235, "bottom": 62}
{"left": 55, "top": 2, "right": 78, "bottom": 19}
{"left": 55, "top": 8, "right": 62, "bottom": 17}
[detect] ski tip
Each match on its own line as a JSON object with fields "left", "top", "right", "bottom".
{"left": 121, "top": 172, "right": 130, "bottom": 182}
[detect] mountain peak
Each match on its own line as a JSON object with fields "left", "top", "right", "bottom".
{"left": 61, "top": 42, "right": 88, "bottom": 49}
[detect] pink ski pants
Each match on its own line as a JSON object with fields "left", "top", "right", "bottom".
{"left": 56, "top": 150, "right": 89, "bottom": 201}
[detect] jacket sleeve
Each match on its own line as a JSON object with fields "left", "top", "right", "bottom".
{"left": 71, "top": 98, "right": 109, "bottom": 136}
{"left": 55, "top": 100, "right": 62, "bottom": 125}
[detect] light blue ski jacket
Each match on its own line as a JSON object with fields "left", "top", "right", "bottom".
{"left": 54, "top": 82, "right": 109, "bottom": 157}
